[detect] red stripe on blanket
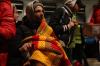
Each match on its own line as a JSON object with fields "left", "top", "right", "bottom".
{"left": 32, "top": 41, "right": 38, "bottom": 49}
{"left": 32, "top": 35, "right": 39, "bottom": 40}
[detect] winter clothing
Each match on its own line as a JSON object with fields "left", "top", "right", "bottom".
{"left": 49, "top": 0, "right": 87, "bottom": 65}
{"left": 69, "top": 25, "right": 82, "bottom": 48}
{"left": 90, "top": 4, "right": 100, "bottom": 24}
{"left": 7, "top": 16, "right": 37, "bottom": 66}
{"left": 0, "top": 0, "right": 16, "bottom": 66}
{"left": 8, "top": 1, "right": 44, "bottom": 65}
{"left": 49, "top": 4, "right": 74, "bottom": 48}
{"left": 21, "top": 18, "right": 72, "bottom": 66}
{"left": 49, "top": 4, "right": 76, "bottom": 64}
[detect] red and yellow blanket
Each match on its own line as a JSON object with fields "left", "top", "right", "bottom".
{"left": 22, "top": 18, "right": 72, "bottom": 66}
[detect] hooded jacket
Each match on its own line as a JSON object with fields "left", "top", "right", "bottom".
{"left": 0, "top": 0, "right": 16, "bottom": 65}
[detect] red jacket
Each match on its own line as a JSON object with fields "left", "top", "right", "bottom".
{"left": 0, "top": 0, "right": 16, "bottom": 65}
{"left": 0, "top": 0, "right": 16, "bottom": 51}
{"left": 90, "top": 6, "right": 100, "bottom": 24}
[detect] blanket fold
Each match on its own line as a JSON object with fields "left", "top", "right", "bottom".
{"left": 22, "top": 18, "right": 72, "bottom": 66}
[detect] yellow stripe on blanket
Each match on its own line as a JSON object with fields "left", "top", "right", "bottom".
{"left": 42, "top": 26, "right": 53, "bottom": 37}
{"left": 28, "top": 18, "right": 72, "bottom": 66}
{"left": 30, "top": 50, "right": 51, "bottom": 66}
{"left": 39, "top": 35, "right": 46, "bottom": 40}
{"left": 38, "top": 41, "right": 45, "bottom": 49}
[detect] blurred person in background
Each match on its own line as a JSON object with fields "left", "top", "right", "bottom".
{"left": 49, "top": 0, "right": 89, "bottom": 66}
{"left": 49, "top": 0, "right": 80, "bottom": 63}
{"left": 89, "top": 1, "right": 100, "bottom": 61}
{"left": 0, "top": 0, "right": 16, "bottom": 66}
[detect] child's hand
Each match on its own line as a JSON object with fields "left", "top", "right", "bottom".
{"left": 19, "top": 41, "right": 32, "bottom": 52}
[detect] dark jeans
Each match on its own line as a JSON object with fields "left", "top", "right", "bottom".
{"left": 72, "top": 44, "right": 89, "bottom": 66}
{"left": 63, "top": 44, "right": 89, "bottom": 66}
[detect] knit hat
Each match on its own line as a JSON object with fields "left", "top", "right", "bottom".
{"left": 64, "top": 0, "right": 77, "bottom": 7}
{"left": 25, "top": 0, "right": 44, "bottom": 20}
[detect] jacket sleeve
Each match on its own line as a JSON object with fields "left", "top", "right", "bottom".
{"left": 0, "top": 2, "right": 16, "bottom": 39}
{"left": 49, "top": 8, "right": 70, "bottom": 34}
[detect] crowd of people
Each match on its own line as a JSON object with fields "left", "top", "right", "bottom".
{"left": 0, "top": 0, "right": 100, "bottom": 66}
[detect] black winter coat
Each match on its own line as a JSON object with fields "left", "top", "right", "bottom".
{"left": 49, "top": 5, "right": 75, "bottom": 46}
{"left": 7, "top": 16, "right": 40, "bottom": 66}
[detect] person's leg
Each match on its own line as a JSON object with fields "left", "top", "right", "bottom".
{"left": 72, "top": 44, "right": 82, "bottom": 66}
{"left": 80, "top": 45, "right": 89, "bottom": 66}
{"left": 64, "top": 47, "right": 73, "bottom": 63}
{"left": 0, "top": 53, "right": 8, "bottom": 66}
{"left": 72, "top": 44, "right": 89, "bottom": 66}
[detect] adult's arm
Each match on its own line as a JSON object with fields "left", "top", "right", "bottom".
{"left": 49, "top": 8, "right": 70, "bottom": 34}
